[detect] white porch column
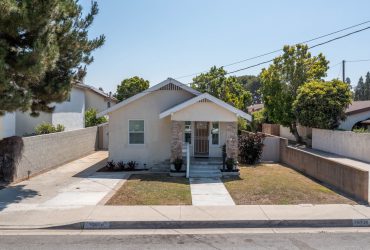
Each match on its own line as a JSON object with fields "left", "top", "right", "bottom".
{"left": 171, "top": 120, "right": 183, "bottom": 162}
{"left": 225, "top": 122, "right": 238, "bottom": 160}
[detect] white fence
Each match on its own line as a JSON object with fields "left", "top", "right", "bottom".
{"left": 312, "top": 128, "right": 370, "bottom": 163}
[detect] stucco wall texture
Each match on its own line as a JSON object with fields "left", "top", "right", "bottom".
{"left": 13, "top": 126, "right": 98, "bottom": 181}
{"left": 312, "top": 128, "right": 370, "bottom": 164}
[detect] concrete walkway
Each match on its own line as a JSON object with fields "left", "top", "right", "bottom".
{"left": 0, "top": 151, "right": 129, "bottom": 211}
{"left": 190, "top": 178, "right": 235, "bottom": 206}
{"left": 0, "top": 204, "right": 370, "bottom": 229}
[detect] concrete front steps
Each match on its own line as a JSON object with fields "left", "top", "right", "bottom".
{"left": 189, "top": 158, "right": 223, "bottom": 178}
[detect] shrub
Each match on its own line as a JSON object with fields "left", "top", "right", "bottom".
{"left": 225, "top": 157, "right": 235, "bottom": 171}
{"left": 85, "top": 108, "right": 107, "bottom": 127}
{"left": 106, "top": 160, "right": 116, "bottom": 171}
{"left": 238, "top": 132, "right": 265, "bottom": 164}
{"left": 353, "top": 127, "right": 369, "bottom": 133}
{"left": 126, "top": 161, "right": 137, "bottom": 171}
{"left": 35, "top": 122, "right": 65, "bottom": 135}
{"left": 117, "top": 161, "right": 126, "bottom": 170}
{"left": 172, "top": 157, "right": 183, "bottom": 172}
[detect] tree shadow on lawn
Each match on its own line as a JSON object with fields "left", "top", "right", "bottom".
{"left": 0, "top": 185, "right": 39, "bottom": 212}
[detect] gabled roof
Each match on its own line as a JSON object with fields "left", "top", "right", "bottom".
{"left": 75, "top": 83, "right": 118, "bottom": 102}
{"left": 346, "top": 101, "right": 370, "bottom": 115}
{"left": 97, "top": 78, "right": 201, "bottom": 117}
{"left": 159, "top": 93, "right": 252, "bottom": 121}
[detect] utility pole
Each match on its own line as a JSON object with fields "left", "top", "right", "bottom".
{"left": 342, "top": 60, "right": 346, "bottom": 82}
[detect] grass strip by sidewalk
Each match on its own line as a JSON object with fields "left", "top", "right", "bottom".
{"left": 106, "top": 174, "right": 192, "bottom": 205}
{"left": 223, "top": 163, "right": 357, "bottom": 205}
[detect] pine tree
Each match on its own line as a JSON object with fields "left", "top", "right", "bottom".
{"left": 354, "top": 73, "right": 370, "bottom": 100}
{"left": 364, "top": 72, "right": 370, "bottom": 100}
{"left": 0, "top": 0, "right": 105, "bottom": 116}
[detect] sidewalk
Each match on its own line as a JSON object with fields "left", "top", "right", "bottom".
{"left": 0, "top": 204, "right": 370, "bottom": 229}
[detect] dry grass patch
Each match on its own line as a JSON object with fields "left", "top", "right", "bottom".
{"left": 106, "top": 174, "right": 192, "bottom": 205}
{"left": 223, "top": 164, "right": 357, "bottom": 205}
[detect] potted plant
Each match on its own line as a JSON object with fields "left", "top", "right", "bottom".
{"left": 172, "top": 157, "right": 183, "bottom": 172}
{"left": 225, "top": 157, "right": 235, "bottom": 171}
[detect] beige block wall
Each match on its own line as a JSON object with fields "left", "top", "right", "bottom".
{"left": 14, "top": 127, "right": 98, "bottom": 181}
{"left": 279, "top": 137, "right": 369, "bottom": 203}
{"left": 108, "top": 89, "right": 195, "bottom": 166}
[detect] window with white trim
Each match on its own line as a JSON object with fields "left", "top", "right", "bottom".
{"left": 129, "top": 120, "right": 144, "bottom": 144}
{"left": 211, "top": 122, "right": 219, "bottom": 145}
{"left": 184, "top": 121, "right": 191, "bottom": 144}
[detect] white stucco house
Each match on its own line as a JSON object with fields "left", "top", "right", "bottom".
{"left": 0, "top": 84, "right": 117, "bottom": 139}
{"left": 98, "top": 78, "right": 251, "bottom": 173}
{"left": 338, "top": 100, "right": 370, "bottom": 131}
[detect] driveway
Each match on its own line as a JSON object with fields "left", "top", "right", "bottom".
{"left": 0, "top": 151, "right": 129, "bottom": 212}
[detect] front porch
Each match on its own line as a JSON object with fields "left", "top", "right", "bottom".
{"left": 159, "top": 93, "right": 251, "bottom": 177}
{"left": 170, "top": 120, "right": 238, "bottom": 177}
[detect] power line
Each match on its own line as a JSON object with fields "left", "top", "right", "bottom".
{"left": 346, "top": 59, "right": 370, "bottom": 63}
{"left": 226, "top": 26, "right": 370, "bottom": 75}
{"left": 175, "top": 20, "right": 370, "bottom": 80}
{"left": 185, "top": 25, "right": 370, "bottom": 86}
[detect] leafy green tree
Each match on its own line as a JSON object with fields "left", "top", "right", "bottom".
{"left": 0, "top": 0, "right": 105, "bottom": 116}
{"left": 237, "top": 75, "right": 262, "bottom": 104}
{"left": 115, "top": 76, "right": 150, "bottom": 102}
{"left": 191, "top": 66, "right": 252, "bottom": 111}
{"left": 85, "top": 108, "right": 107, "bottom": 127}
{"left": 293, "top": 79, "right": 352, "bottom": 129}
{"left": 260, "top": 44, "right": 329, "bottom": 141}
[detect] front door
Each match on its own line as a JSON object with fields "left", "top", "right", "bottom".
{"left": 194, "top": 122, "right": 209, "bottom": 157}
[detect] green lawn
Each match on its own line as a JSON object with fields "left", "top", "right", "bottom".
{"left": 223, "top": 164, "right": 357, "bottom": 205}
{"left": 106, "top": 174, "right": 192, "bottom": 205}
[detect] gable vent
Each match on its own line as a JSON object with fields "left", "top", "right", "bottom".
{"left": 198, "top": 98, "right": 211, "bottom": 103}
{"left": 159, "top": 83, "right": 182, "bottom": 91}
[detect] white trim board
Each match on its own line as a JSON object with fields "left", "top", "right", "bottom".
{"left": 159, "top": 93, "right": 252, "bottom": 121}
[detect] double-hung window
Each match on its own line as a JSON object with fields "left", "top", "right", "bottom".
{"left": 129, "top": 120, "right": 144, "bottom": 144}
{"left": 211, "top": 122, "right": 219, "bottom": 145}
{"left": 184, "top": 121, "right": 191, "bottom": 144}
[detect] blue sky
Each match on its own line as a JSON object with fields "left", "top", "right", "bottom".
{"left": 81, "top": 0, "right": 370, "bottom": 93}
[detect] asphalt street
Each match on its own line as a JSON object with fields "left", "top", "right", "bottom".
{"left": 1, "top": 232, "right": 370, "bottom": 249}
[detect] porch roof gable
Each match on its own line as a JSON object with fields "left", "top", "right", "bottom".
{"left": 159, "top": 93, "right": 252, "bottom": 121}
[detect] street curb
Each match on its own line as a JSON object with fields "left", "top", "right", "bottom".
{"left": 37, "top": 219, "right": 370, "bottom": 230}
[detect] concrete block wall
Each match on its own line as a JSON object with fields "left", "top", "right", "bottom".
{"left": 14, "top": 126, "right": 98, "bottom": 181}
{"left": 262, "top": 123, "right": 280, "bottom": 136}
{"left": 279, "top": 137, "right": 369, "bottom": 203}
{"left": 312, "top": 128, "right": 370, "bottom": 164}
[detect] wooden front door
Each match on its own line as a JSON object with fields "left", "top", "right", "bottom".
{"left": 194, "top": 122, "right": 209, "bottom": 157}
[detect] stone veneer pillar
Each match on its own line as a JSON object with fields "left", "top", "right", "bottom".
{"left": 170, "top": 121, "right": 183, "bottom": 162}
{"left": 225, "top": 122, "right": 238, "bottom": 160}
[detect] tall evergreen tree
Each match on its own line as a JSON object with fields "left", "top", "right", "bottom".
{"left": 354, "top": 76, "right": 366, "bottom": 100}
{"left": 0, "top": 0, "right": 105, "bottom": 116}
{"left": 365, "top": 72, "right": 370, "bottom": 100}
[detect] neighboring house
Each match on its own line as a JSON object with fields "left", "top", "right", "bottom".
{"left": 247, "top": 103, "right": 264, "bottom": 113}
{"left": 0, "top": 112, "right": 16, "bottom": 139}
{"left": 339, "top": 100, "right": 370, "bottom": 131}
{"left": 98, "top": 78, "right": 251, "bottom": 170}
{"left": 0, "top": 84, "right": 117, "bottom": 139}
